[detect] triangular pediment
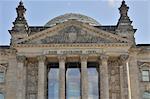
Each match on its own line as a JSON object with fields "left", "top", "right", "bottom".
{"left": 16, "top": 20, "right": 131, "bottom": 44}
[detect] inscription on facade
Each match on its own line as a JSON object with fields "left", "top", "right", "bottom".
{"left": 44, "top": 49, "right": 101, "bottom": 55}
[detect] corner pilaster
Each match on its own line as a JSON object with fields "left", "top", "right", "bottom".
{"left": 128, "top": 48, "right": 140, "bottom": 99}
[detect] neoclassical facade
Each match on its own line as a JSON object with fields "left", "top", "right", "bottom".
{"left": 0, "top": 1, "right": 150, "bottom": 99}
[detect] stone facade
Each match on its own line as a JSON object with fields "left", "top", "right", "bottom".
{"left": 0, "top": 1, "right": 150, "bottom": 99}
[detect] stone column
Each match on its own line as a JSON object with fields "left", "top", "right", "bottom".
{"left": 37, "top": 55, "right": 46, "bottom": 99}
{"left": 128, "top": 49, "right": 140, "bottom": 99}
{"left": 100, "top": 54, "right": 109, "bottom": 99}
{"left": 58, "top": 55, "right": 66, "bottom": 99}
{"left": 119, "top": 54, "right": 129, "bottom": 99}
{"left": 16, "top": 55, "right": 26, "bottom": 99}
{"left": 80, "top": 55, "right": 88, "bottom": 99}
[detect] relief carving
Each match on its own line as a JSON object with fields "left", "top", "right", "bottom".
{"left": 37, "top": 26, "right": 114, "bottom": 44}
{"left": 26, "top": 60, "right": 38, "bottom": 99}
{"left": 0, "top": 63, "right": 8, "bottom": 72}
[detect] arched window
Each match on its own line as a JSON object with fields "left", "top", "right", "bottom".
{"left": 48, "top": 68, "right": 59, "bottom": 99}
{"left": 0, "top": 93, "right": 4, "bottom": 99}
{"left": 88, "top": 68, "right": 99, "bottom": 99}
{"left": 66, "top": 68, "right": 80, "bottom": 99}
{"left": 143, "top": 92, "right": 150, "bottom": 99}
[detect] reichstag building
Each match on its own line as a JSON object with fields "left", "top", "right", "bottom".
{"left": 0, "top": 0, "right": 150, "bottom": 99}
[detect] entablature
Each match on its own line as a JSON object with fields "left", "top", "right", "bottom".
{"left": 14, "top": 44, "right": 130, "bottom": 58}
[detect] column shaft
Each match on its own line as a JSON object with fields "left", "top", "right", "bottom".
{"left": 37, "top": 56, "right": 46, "bottom": 99}
{"left": 81, "top": 55, "right": 88, "bottom": 99}
{"left": 17, "top": 56, "right": 26, "bottom": 99}
{"left": 120, "top": 55, "right": 129, "bottom": 99}
{"left": 59, "top": 56, "right": 66, "bottom": 99}
{"left": 100, "top": 54, "right": 109, "bottom": 99}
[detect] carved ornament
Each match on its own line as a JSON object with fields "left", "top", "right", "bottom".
{"left": 0, "top": 64, "right": 8, "bottom": 72}
{"left": 100, "top": 54, "right": 109, "bottom": 61}
{"left": 120, "top": 54, "right": 129, "bottom": 61}
{"left": 17, "top": 55, "right": 26, "bottom": 62}
{"left": 37, "top": 55, "right": 46, "bottom": 62}
{"left": 58, "top": 55, "right": 66, "bottom": 62}
{"left": 80, "top": 55, "right": 88, "bottom": 61}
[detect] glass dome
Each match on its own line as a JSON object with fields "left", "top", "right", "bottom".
{"left": 45, "top": 13, "right": 100, "bottom": 27}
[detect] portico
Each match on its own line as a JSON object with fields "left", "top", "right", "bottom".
{"left": 15, "top": 44, "right": 131, "bottom": 99}
{"left": 0, "top": 1, "right": 149, "bottom": 99}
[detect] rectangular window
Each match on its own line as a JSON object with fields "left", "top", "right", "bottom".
{"left": 143, "top": 92, "right": 150, "bottom": 99}
{"left": 142, "top": 70, "right": 150, "bottom": 82}
{"left": 0, "top": 93, "right": 4, "bottom": 99}
{"left": 0, "top": 72, "right": 4, "bottom": 82}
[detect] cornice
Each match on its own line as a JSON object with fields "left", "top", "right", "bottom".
{"left": 12, "top": 43, "right": 131, "bottom": 48}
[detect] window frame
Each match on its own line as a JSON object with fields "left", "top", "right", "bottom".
{"left": 0, "top": 64, "right": 7, "bottom": 83}
{"left": 0, "top": 71, "right": 5, "bottom": 83}
{"left": 142, "top": 70, "right": 150, "bottom": 82}
{"left": 47, "top": 63, "right": 59, "bottom": 99}
{"left": 140, "top": 63, "right": 150, "bottom": 82}
{"left": 87, "top": 62, "right": 99, "bottom": 99}
{"left": 65, "top": 62, "right": 82, "bottom": 99}
{"left": 143, "top": 91, "right": 150, "bottom": 99}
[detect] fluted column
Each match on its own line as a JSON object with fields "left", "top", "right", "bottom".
{"left": 16, "top": 55, "right": 26, "bottom": 99}
{"left": 128, "top": 49, "right": 140, "bottom": 99}
{"left": 100, "top": 54, "right": 109, "bottom": 99}
{"left": 120, "top": 54, "right": 129, "bottom": 99}
{"left": 80, "top": 55, "right": 88, "bottom": 99}
{"left": 37, "top": 55, "right": 46, "bottom": 99}
{"left": 58, "top": 55, "right": 66, "bottom": 99}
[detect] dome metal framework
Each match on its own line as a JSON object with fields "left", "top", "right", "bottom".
{"left": 45, "top": 13, "right": 101, "bottom": 27}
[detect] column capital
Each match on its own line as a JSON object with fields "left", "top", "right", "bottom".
{"left": 100, "top": 54, "right": 109, "bottom": 61}
{"left": 37, "top": 55, "right": 46, "bottom": 62}
{"left": 17, "top": 55, "right": 26, "bottom": 62}
{"left": 80, "top": 55, "right": 88, "bottom": 61}
{"left": 120, "top": 54, "right": 129, "bottom": 62}
{"left": 129, "top": 47, "right": 140, "bottom": 54}
{"left": 58, "top": 55, "right": 66, "bottom": 62}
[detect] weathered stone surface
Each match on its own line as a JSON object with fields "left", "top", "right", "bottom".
{"left": 26, "top": 60, "right": 38, "bottom": 99}
{"left": 58, "top": 56, "right": 66, "bottom": 99}
{"left": 0, "top": 1, "right": 150, "bottom": 99}
{"left": 108, "top": 58, "right": 121, "bottom": 99}
{"left": 81, "top": 55, "right": 88, "bottom": 99}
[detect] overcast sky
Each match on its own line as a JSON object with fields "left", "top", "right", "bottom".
{"left": 0, "top": 0, "right": 150, "bottom": 45}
